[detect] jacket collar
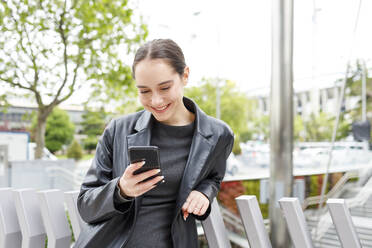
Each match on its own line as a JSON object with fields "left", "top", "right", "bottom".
{"left": 134, "top": 97, "right": 213, "bottom": 138}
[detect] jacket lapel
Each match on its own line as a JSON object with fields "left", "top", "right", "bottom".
{"left": 126, "top": 110, "right": 152, "bottom": 148}
{"left": 125, "top": 111, "right": 152, "bottom": 208}
{"left": 174, "top": 97, "right": 215, "bottom": 212}
{"left": 175, "top": 132, "right": 213, "bottom": 211}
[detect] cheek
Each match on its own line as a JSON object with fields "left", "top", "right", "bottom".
{"left": 170, "top": 86, "right": 184, "bottom": 100}
{"left": 138, "top": 95, "right": 149, "bottom": 106}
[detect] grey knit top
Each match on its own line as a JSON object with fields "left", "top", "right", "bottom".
{"left": 123, "top": 117, "right": 195, "bottom": 248}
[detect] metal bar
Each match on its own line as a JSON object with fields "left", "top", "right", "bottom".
{"left": 279, "top": 198, "right": 313, "bottom": 248}
{"left": 236, "top": 195, "right": 272, "bottom": 248}
{"left": 13, "top": 189, "right": 46, "bottom": 248}
{"left": 0, "top": 188, "right": 22, "bottom": 248}
{"left": 270, "top": 0, "right": 294, "bottom": 246}
{"left": 201, "top": 199, "right": 231, "bottom": 248}
{"left": 327, "top": 198, "right": 362, "bottom": 248}
{"left": 38, "top": 190, "right": 71, "bottom": 248}
{"left": 64, "top": 190, "right": 85, "bottom": 239}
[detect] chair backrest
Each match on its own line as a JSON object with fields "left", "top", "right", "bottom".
{"left": 13, "top": 188, "right": 47, "bottom": 248}
{"left": 279, "top": 197, "right": 313, "bottom": 248}
{"left": 327, "top": 198, "right": 362, "bottom": 248}
{"left": 201, "top": 198, "right": 232, "bottom": 248}
{"left": 64, "top": 190, "right": 85, "bottom": 239}
{"left": 0, "top": 188, "right": 22, "bottom": 248}
{"left": 38, "top": 189, "right": 72, "bottom": 248}
{"left": 235, "top": 195, "right": 272, "bottom": 248}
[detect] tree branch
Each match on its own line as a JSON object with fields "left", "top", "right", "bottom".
{"left": 0, "top": 76, "right": 32, "bottom": 91}
{"left": 56, "top": 52, "right": 82, "bottom": 105}
{"left": 52, "top": 0, "right": 69, "bottom": 104}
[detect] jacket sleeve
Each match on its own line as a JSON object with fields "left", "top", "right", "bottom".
{"left": 77, "top": 119, "right": 134, "bottom": 224}
{"left": 193, "top": 133, "right": 234, "bottom": 221}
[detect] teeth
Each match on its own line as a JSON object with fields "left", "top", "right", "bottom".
{"left": 155, "top": 105, "right": 167, "bottom": 111}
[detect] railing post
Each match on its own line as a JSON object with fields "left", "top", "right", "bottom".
{"left": 201, "top": 199, "right": 231, "bottom": 248}
{"left": 0, "top": 188, "right": 22, "bottom": 248}
{"left": 64, "top": 190, "right": 85, "bottom": 239}
{"left": 260, "top": 179, "right": 269, "bottom": 204}
{"left": 235, "top": 195, "right": 272, "bottom": 248}
{"left": 13, "top": 189, "right": 46, "bottom": 248}
{"left": 327, "top": 199, "right": 362, "bottom": 248}
{"left": 293, "top": 179, "right": 305, "bottom": 203}
{"left": 278, "top": 197, "right": 313, "bottom": 248}
{"left": 38, "top": 189, "right": 71, "bottom": 248}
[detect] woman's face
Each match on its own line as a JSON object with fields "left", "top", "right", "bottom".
{"left": 134, "top": 59, "right": 189, "bottom": 125}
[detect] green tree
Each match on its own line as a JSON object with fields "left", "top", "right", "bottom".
{"left": 31, "top": 108, "right": 75, "bottom": 153}
{"left": 67, "top": 139, "right": 83, "bottom": 160}
{"left": 294, "top": 115, "right": 305, "bottom": 141}
{"left": 0, "top": 0, "right": 147, "bottom": 158}
{"left": 303, "top": 112, "right": 350, "bottom": 141}
{"left": 185, "top": 79, "right": 255, "bottom": 137}
{"left": 81, "top": 108, "right": 107, "bottom": 136}
{"left": 185, "top": 79, "right": 258, "bottom": 152}
{"left": 343, "top": 61, "right": 372, "bottom": 140}
{"left": 250, "top": 114, "right": 270, "bottom": 141}
{"left": 81, "top": 108, "right": 107, "bottom": 152}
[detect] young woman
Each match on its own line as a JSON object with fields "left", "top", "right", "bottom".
{"left": 74, "top": 39, "right": 234, "bottom": 248}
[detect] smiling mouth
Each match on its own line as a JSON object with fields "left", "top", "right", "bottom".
{"left": 152, "top": 104, "right": 171, "bottom": 113}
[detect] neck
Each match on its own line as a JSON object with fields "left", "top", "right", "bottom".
{"left": 164, "top": 103, "right": 195, "bottom": 126}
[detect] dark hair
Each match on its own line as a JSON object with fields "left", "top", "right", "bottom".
{"left": 132, "top": 39, "right": 186, "bottom": 79}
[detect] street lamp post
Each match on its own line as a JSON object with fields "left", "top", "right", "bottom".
{"left": 269, "top": 0, "right": 294, "bottom": 247}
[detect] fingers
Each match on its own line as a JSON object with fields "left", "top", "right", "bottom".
{"left": 134, "top": 168, "right": 161, "bottom": 182}
{"left": 125, "top": 161, "right": 145, "bottom": 176}
{"left": 136, "top": 175, "right": 164, "bottom": 194}
{"left": 119, "top": 161, "right": 163, "bottom": 198}
{"left": 181, "top": 191, "right": 210, "bottom": 220}
{"left": 187, "top": 197, "right": 198, "bottom": 214}
{"left": 199, "top": 202, "right": 209, "bottom": 216}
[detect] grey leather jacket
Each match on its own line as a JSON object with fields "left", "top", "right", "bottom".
{"left": 74, "top": 97, "right": 234, "bottom": 248}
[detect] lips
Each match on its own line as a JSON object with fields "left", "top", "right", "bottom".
{"left": 151, "top": 103, "right": 171, "bottom": 113}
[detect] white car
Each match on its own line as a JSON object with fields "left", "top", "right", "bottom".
{"left": 226, "top": 153, "right": 243, "bottom": 176}
{"left": 28, "top": 143, "right": 58, "bottom": 160}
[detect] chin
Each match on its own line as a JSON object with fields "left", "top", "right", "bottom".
{"left": 152, "top": 112, "right": 171, "bottom": 123}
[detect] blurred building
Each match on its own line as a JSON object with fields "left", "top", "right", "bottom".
{"left": 250, "top": 82, "right": 360, "bottom": 120}
{"left": 0, "top": 104, "right": 85, "bottom": 133}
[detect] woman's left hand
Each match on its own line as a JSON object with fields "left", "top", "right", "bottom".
{"left": 181, "top": 190, "right": 209, "bottom": 220}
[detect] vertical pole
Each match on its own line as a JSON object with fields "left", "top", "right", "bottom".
{"left": 269, "top": 0, "right": 294, "bottom": 246}
{"left": 216, "top": 81, "right": 221, "bottom": 119}
{"left": 362, "top": 60, "right": 369, "bottom": 151}
{"left": 362, "top": 61, "right": 366, "bottom": 122}
{"left": 215, "top": 0, "right": 221, "bottom": 120}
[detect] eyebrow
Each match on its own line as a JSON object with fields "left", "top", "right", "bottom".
{"left": 136, "top": 80, "right": 173, "bottom": 88}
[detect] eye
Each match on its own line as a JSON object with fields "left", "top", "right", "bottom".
{"left": 140, "top": 90, "right": 150, "bottom": 94}
{"left": 161, "top": 87, "right": 170, "bottom": 91}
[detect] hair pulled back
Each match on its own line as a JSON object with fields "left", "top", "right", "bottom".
{"left": 132, "top": 39, "right": 186, "bottom": 79}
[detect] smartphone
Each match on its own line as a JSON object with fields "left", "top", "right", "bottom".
{"left": 128, "top": 146, "right": 162, "bottom": 181}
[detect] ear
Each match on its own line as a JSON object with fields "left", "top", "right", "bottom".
{"left": 182, "top": 66, "right": 190, "bottom": 86}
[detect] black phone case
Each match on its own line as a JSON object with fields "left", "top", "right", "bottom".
{"left": 128, "top": 146, "right": 162, "bottom": 180}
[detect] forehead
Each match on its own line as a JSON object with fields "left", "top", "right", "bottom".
{"left": 134, "top": 59, "right": 177, "bottom": 86}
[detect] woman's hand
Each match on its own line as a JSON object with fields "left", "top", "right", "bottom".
{"left": 181, "top": 190, "right": 210, "bottom": 220}
{"left": 118, "top": 161, "right": 164, "bottom": 198}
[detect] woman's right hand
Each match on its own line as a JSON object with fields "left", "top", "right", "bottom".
{"left": 118, "top": 161, "right": 164, "bottom": 198}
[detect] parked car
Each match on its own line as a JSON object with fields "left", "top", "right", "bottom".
{"left": 226, "top": 153, "right": 244, "bottom": 176}
{"left": 28, "top": 143, "right": 58, "bottom": 160}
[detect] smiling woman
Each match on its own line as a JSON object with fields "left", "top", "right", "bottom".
{"left": 74, "top": 39, "right": 234, "bottom": 248}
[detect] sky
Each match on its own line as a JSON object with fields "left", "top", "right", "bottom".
{"left": 6, "top": 0, "right": 372, "bottom": 107}
{"left": 133, "top": 0, "right": 372, "bottom": 95}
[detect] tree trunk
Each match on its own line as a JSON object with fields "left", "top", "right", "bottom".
{"left": 34, "top": 110, "right": 49, "bottom": 159}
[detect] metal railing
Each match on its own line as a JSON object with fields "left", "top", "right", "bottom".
{"left": 302, "top": 170, "right": 359, "bottom": 209}
{"left": 1, "top": 187, "right": 369, "bottom": 248}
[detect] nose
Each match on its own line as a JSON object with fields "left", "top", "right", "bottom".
{"left": 151, "top": 93, "right": 164, "bottom": 107}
